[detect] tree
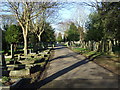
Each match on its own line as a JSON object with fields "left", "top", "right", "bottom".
{"left": 5, "top": 25, "right": 23, "bottom": 58}
{"left": 57, "top": 33, "right": 62, "bottom": 43}
{"left": 67, "top": 23, "right": 79, "bottom": 42}
{"left": 0, "top": 15, "right": 17, "bottom": 28}
{"left": 28, "top": 32, "right": 38, "bottom": 47}
{"left": 78, "top": 26, "right": 85, "bottom": 44}
{"left": 6, "top": 2, "right": 48, "bottom": 55}
{"left": 41, "top": 23, "right": 56, "bottom": 48}
{"left": 101, "top": 2, "right": 120, "bottom": 44}
{"left": 2, "top": 27, "right": 9, "bottom": 53}
{"left": 84, "top": 2, "right": 120, "bottom": 53}
{"left": 31, "top": 2, "right": 60, "bottom": 43}
{"left": 85, "top": 12, "right": 104, "bottom": 42}
{"left": 41, "top": 23, "right": 55, "bottom": 43}
{"left": 5, "top": 25, "right": 22, "bottom": 44}
{"left": 5, "top": 2, "right": 61, "bottom": 55}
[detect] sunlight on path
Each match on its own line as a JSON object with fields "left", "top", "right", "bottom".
{"left": 39, "top": 46, "right": 118, "bottom": 88}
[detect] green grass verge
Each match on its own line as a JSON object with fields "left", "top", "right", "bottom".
{"left": 72, "top": 48, "right": 88, "bottom": 53}
{"left": 0, "top": 51, "right": 4, "bottom": 53}
{"left": 71, "top": 47, "right": 102, "bottom": 58}
{"left": 5, "top": 58, "right": 12, "bottom": 61}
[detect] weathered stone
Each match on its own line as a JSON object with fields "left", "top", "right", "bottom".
{"left": 9, "top": 69, "right": 30, "bottom": 77}
{"left": 17, "top": 54, "right": 21, "bottom": 61}
{"left": 7, "top": 64, "right": 15, "bottom": 70}
{"left": 7, "top": 64, "right": 25, "bottom": 70}
{"left": 34, "top": 55, "right": 42, "bottom": 59}
{"left": 25, "top": 64, "right": 34, "bottom": 69}
{"left": 19, "top": 60, "right": 34, "bottom": 64}
{"left": 108, "top": 40, "right": 113, "bottom": 54}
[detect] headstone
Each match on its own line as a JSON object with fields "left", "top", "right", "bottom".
{"left": 108, "top": 40, "right": 113, "bottom": 54}
{"left": 113, "top": 39, "right": 116, "bottom": 46}
{"left": 88, "top": 41, "right": 91, "bottom": 50}
{"left": 29, "top": 49, "right": 32, "bottom": 54}
{"left": 117, "top": 40, "right": 119, "bottom": 46}
{"left": 11, "top": 44, "right": 14, "bottom": 58}
{"left": 96, "top": 42, "right": 99, "bottom": 51}
{"left": 17, "top": 54, "right": 21, "bottom": 61}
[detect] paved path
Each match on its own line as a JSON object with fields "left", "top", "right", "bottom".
{"left": 36, "top": 46, "right": 118, "bottom": 89}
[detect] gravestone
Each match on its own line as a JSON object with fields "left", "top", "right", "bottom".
{"left": 108, "top": 40, "right": 113, "bottom": 54}
{"left": 10, "top": 44, "right": 14, "bottom": 58}
{"left": 17, "top": 54, "right": 21, "bottom": 61}
{"left": 96, "top": 42, "right": 99, "bottom": 51}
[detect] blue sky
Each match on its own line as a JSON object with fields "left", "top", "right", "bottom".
{"left": 0, "top": 2, "right": 93, "bottom": 34}
{"left": 51, "top": 2, "right": 93, "bottom": 35}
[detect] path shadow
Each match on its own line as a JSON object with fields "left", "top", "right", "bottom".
{"left": 29, "top": 57, "right": 93, "bottom": 89}
{"left": 49, "top": 52, "right": 77, "bottom": 62}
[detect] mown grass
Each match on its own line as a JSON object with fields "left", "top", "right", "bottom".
{"left": 72, "top": 48, "right": 88, "bottom": 54}
{"left": 0, "top": 51, "right": 4, "bottom": 53}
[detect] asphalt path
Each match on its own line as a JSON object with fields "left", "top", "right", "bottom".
{"left": 34, "top": 45, "right": 119, "bottom": 89}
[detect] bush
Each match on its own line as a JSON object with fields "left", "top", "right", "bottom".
{"left": 2, "top": 76, "right": 10, "bottom": 83}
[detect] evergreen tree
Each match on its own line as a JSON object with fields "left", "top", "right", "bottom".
{"left": 67, "top": 23, "right": 79, "bottom": 41}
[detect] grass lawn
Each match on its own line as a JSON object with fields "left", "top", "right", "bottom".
{"left": 71, "top": 47, "right": 88, "bottom": 54}
{"left": 71, "top": 47, "right": 100, "bottom": 57}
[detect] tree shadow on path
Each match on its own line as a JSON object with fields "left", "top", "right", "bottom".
{"left": 30, "top": 57, "right": 93, "bottom": 89}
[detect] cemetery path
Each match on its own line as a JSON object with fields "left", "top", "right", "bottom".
{"left": 34, "top": 45, "right": 119, "bottom": 89}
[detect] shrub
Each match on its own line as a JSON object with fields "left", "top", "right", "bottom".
{"left": 2, "top": 76, "right": 10, "bottom": 83}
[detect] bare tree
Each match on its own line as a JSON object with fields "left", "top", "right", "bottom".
{"left": 31, "top": 2, "right": 60, "bottom": 42}
{"left": 6, "top": 2, "right": 50, "bottom": 55}
{"left": 0, "top": 15, "right": 17, "bottom": 29}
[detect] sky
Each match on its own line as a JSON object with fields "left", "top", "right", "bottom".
{"left": 50, "top": 2, "right": 93, "bottom": 35}
{"left": 0, "top": 1, "right": 94, "bottom": 35}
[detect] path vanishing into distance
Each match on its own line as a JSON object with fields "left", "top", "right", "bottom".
{"left": 31, "top": 45, "right": 119, "bottom": 89}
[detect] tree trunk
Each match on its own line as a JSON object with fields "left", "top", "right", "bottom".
{"left": 14, "top": 44, "right": 17, "bottom": 52}
{"left": 0, "top": 29, "right": 6, "bottom": 70}
{"left": 23, "top": 34, "right": 28, "bottom": 56}
{"left": 38, "top": 35, "right": 41, "bottom": 42}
